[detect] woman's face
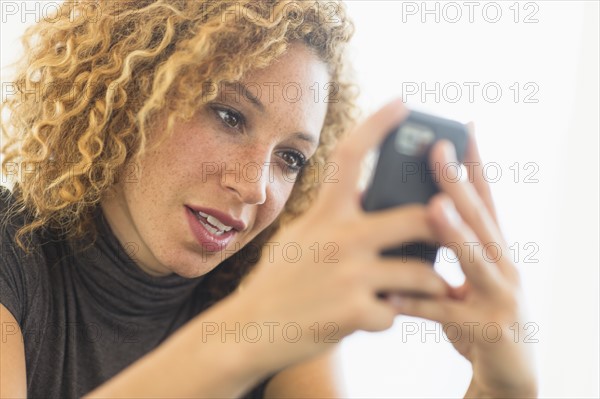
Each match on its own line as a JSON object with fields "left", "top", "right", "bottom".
{"left": 101, "top": 44, "right": 330, "bottom": 277}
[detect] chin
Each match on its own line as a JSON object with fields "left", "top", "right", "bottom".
{"left": 148, "top": 227, "right": 251, "bottom": 279}
{"left": 163, "top": 255, "right": 220, "bottom": 278}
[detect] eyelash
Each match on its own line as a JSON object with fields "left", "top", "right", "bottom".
{"left": 212, "top": 105, "right": 246, "bottom": 132}
{"left": 210, "top": 105, "right": 308, "bottom": 173}
{"left": 277, "top": 149, "right": 307, "bottom": 173}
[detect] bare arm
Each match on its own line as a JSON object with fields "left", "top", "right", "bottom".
{"left": 264, "top": 347, "right": 346, "bottom": 398}
{"left": 0, "top": 305, "right": 27, "bottom": 398}
{"left": 463, "top": 379, "right": 492, "bottom": 399}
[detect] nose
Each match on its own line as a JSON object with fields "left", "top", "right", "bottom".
{"left": 220, "top": 156, "right": 269, "bottom": 205}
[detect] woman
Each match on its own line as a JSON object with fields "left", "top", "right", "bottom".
{"left": 0, "top": 0, "right": 537, "bottom": 397}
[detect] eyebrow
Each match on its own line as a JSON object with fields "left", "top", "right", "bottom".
{"left": 294, "top": 132, "right": 318, "bottom": 146}
{"left": 221, "top": 82, "right": 265, "bottom": 113}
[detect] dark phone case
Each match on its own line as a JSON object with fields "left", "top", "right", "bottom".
{"left": 361, "top": 110, "right": 468, "bottom": 264}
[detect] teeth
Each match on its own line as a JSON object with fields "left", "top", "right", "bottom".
{"left": 193, "top": 210, "right": 233, "bottom": 233}
{"left": 198, "top": 218, "right": 225, "bottom": 236}
{"left": 206, "top": 215, "right": 233, "bottom": 232}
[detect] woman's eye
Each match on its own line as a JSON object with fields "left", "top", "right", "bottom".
{"left": 213, "top": 107, "right": 244, "bottom": 130}
{"left": 279, "top": 150, "right": 307, "bottom": 173}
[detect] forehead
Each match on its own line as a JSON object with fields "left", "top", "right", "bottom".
{"left": 243, "top": 43, "right": 329, "bottom": 88}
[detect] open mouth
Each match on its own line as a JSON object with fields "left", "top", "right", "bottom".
{"left": 185, "top": 206, "right": 236, "bottom": 252}
{"left": 192, "top": 209, "right": 233, "bottom": 236}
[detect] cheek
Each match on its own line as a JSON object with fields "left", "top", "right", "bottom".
{"left": 256, "top": 179, "right": 296, "bottom": 227}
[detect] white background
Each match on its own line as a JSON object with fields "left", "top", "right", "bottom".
{"left": 1, "top": 1, "right": 599, "bottom": 398}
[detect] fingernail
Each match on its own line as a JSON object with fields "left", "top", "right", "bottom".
{"left": 442, "top": 140, "right": 457, "bottom": 162}
{"left": 466, "top": 121, "right": 476, "bottom": 136}
{"left": 441, "top": 197, "right": 461, "bottom": 227}
{"left": 391, "top": 97, "right": 405, "bottom": 106}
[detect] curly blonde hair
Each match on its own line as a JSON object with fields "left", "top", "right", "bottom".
{"left": 1, "top": 0, "right": 358, "bottom": 300}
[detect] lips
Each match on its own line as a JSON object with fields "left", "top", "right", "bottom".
{"left": 184, "top": 205, "right": 248, "bottom": 253}
{"left": 185, "top": 205, "right": 246, "bottom": 232}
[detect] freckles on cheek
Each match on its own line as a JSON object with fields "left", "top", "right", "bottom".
{"left": 261, "top": 182, "right": 294, "bottom": 223}
{"left": 267, "top": 192, "right": 286, "bottom": 219}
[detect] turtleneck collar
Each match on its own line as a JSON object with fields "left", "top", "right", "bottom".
{"left": 70, "top": 206, "right": 205, "bottom": 318}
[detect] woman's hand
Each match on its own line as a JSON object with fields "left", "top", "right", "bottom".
{"left": 391, "top": 128, "right": 538, "bottom": 397}
{"left": 229, "top": 99, "right": 452, "bottom": 375}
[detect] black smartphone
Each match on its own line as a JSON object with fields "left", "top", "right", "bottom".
{"left": 361, "top": 109, "right": 469, "bottom": 264}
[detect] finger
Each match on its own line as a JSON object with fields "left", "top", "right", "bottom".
{"left": 319, "top": 98, "right": 409, "bottom": 209}
{"left": 357, "top": 204, "right": 437, "bottom": 250}
{"left": 428, "top": 194, "right": 505, "bottom": 292}
{"left": 448, "top": 280, "right": 472, "bottom": 300}
{"left": 360, "top": 299, "right": 398, "bottom": 332}
{"left": 370, "top": 258, "right": 452, "bottom": 297}
{"left": 389, "top": 294, "right": 465, "bottom": 325}
{"left": 430, "top": 140, "right": 507, "bottom": 249}
{"left": 463, "top": 122, "right": 499, "bottom": 224}
{"left": 431, "top": 141, "right": 518, "bottom": 281}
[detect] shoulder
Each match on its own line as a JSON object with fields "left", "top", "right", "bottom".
{"left": 0, "top": 185, "right": 34, "bottom": 256}
{"left": 0, "top": 185, "right": 50, "bottom": 326}
{"left": 0, "top": 185, "right": 28, "bottom": 241}
{"left": 1, "top": 185, "right": 23, "bottom": 255}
